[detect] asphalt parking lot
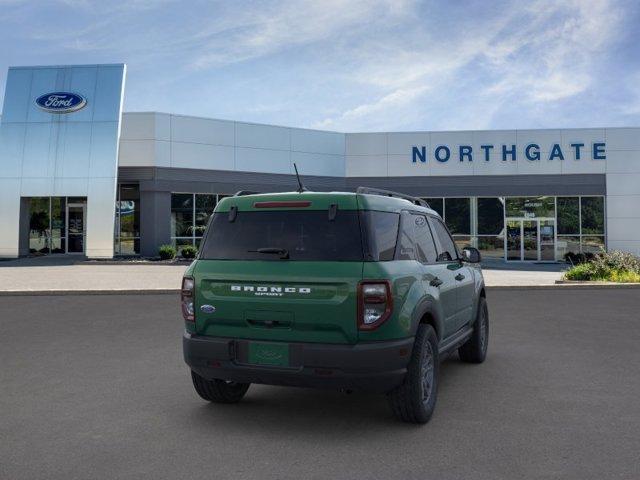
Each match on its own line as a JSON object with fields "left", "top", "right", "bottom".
{"left": 1, "top": 289, "right": 639, "bottom": 480}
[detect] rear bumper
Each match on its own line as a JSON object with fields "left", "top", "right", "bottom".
{"left": 183, "top": 332, "right": 414, "bottom": 393}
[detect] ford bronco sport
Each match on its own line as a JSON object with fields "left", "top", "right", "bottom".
{"left": 182, "top": 187, "right": 488, "bottom": 423}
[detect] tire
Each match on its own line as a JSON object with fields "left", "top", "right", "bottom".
{"left": 458, "top": 296, "right": 489, "bottom": 364}
{"left": 387, "top": 324, "right": 439, "bottom": 424}
{"left": 191, "top": 370, "right": 250, "bottom": 404}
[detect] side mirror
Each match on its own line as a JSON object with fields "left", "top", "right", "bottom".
{"left": 462, "top": 247, "right": 481, "bottom": 263}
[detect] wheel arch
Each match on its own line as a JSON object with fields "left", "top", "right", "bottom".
{"left": 411, "top": 300, "right": 444, "bottom": 342}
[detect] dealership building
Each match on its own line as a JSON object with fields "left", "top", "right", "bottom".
{"left": 1, "top": 63, "right": 639, "bottom": 261}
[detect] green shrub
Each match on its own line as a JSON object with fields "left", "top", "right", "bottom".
{"left": 564, "top": 263, "right": 595, "bottom": 280}
{"left": 591, "top": 250, "right": 640, "bottom": 274}
{"left": 564, "top": 250, "right": 640, "bottom": 282}
{"left": 608, "top": 270, "right": 640, "bottom": 283}
{"left": 158, "top": 244, "right": 176, "bottom": 260}
{"left": 181, "top": 245, "right": 198, "bottom": 259}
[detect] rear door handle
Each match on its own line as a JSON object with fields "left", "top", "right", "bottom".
{"left": 455, "top": 273, "right": 465, "bottom": 281}
{"left": 429, "top": 277, "right": 443, "bottom": 287}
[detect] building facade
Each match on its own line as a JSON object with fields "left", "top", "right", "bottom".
{"left": 1, "top": 64, "right": 639, "bottom": 261}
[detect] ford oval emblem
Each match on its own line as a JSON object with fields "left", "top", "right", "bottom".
{"left": 35, "top": 92, "right": 87, "bottom": 114}
{"left": 200, "top": 304, "right": 216, "bottom": 314}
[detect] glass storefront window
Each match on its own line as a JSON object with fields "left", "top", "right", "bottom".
{"left": 28, "top": 196, "right": 86, "bottom": 255}
{"left": 115, "top": 184, "right": 140, "bottom": 255}
{"left": 505, "top": 196, "right": 555, "bottom": 218}
{"left": 477, "top": 198, "right": 504, "bottom": 235}
{"left": 444, "top": 198, "right": 470, "bottom": 235}
{"left": 477, "top": 236, "right": 504, "bottom": 259}
{"left": 557, "top": 236, "right": 580, "bottom": 259}
{"left": 194, "top": 194, "right": 216, "bottom": 238}
{"left": 171, "top": 194, "right": 194, "bottom": 238}
{"left": 557, "top": 197, "right": 579, "bottom": 234}
{"left": 171, "top": 193, "right": 225, "bottom": 250}
{"left": 423, "top": 198, "right": 443, "bottom": 217}
{"left": 582, "top": 236, "right": 605, "bottom": 254}
{"left": 452, "top": 235, "right": 472, "bottom": 254}
{"left": 29, "top": 197, "right": 50, "bottom": 254}
{"left": 581, "top": 197, "right": 605, "bottom": 234}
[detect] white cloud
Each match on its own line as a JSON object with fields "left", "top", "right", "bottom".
{"left": 314, "top": 0, "right": 625, "bottom": 130}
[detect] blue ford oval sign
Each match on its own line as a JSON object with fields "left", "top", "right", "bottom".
{"left": 35, "top": 92, "right": 87, "bottom": 114}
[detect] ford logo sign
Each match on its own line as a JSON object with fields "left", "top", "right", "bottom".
{"left": 35, "top": 92, "right": 87, "bottom": 114}
{"left": 200, "top": 304, "right": 216, "bottom": 314}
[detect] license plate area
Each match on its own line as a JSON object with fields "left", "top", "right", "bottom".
{"left": 247, "top": 342, "right": 290, "bottom": 367}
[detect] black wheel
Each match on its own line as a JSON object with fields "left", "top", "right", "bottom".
{"left": 191, "top": 370, "right": 250, "bottom": 403}
{"left": 458, "top": 296, "right": 489, "bottom": 364}
{"left": 387, "top": 324, "right": 439, "bottom": 424}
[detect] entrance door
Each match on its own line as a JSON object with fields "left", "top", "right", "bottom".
{"left": 505, "top": 218, "right": 555, "bottom": 261}
{"left": 66, "top": 204, "right": 86, "bottom": 254}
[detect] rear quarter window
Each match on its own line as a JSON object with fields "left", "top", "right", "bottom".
{"left": 363, "top": 211, "right": 400, "bottom": 261}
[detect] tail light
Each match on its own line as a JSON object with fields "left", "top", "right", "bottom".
{"left": 357, "top": 280, "right": 393, "bottom": 330}
{"left": 181, "top": 277, "right": 195, "bottom": 323}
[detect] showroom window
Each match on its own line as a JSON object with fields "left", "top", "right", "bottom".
{"left": 556, "top": 196, "right": 606, "bottom": 257}
{"left": 114, "top": 184, "right": 140, "bottom": 255}
{"left": 171, "top": 193, "right": 227, "bottom": 250}
{"left": 423, "top": 198, "right": 443, "bottom": 217}
{"left": 28, "top": 196, "right": 87, "bottom": 255}
{"left": 422, "top": 197, "right": 472, "bottom": 252}
{"left": 477, "top": 197, "right": 505, "bottom": 260}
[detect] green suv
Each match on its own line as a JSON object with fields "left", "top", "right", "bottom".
{"left": 182, "top": 188, "right": 488, "bottom": 423}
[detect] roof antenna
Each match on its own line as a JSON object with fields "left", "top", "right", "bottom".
{"left": 293, "top": 163, "right": 307, "bottom": 193}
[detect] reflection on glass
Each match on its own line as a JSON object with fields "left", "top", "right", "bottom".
{"left": 540, "top": 220, "right": 555, "bottom": 261}
{"left": 507, "top": 220, "right": 521, "bottom": 260}
{"left": 478, "top": 198, "right": 504, "bottom": 235}
{"left": 174, "top": 238, "right": 194, "bottom": 252}
{"left": 171, "top": 194, "right": 194, "bottom": 237}
{"left": 423, "top": 198, "right": 443, "bottom": 217}
{"left": 523, "top": 220, "right": 538, "bottom": 260}
{"left": 115, "top": 184, "right": 140, "bottom": 255}
{"left": 445, "top": 198, "right": 470, "bottom": 234}
{"left": 581, "top": 197, "right": 605, "bottom": 234}
{"left": 67, "top": 205, "right": 85, "bottom": 253}
{"left": 582, "top": 236, "right": 605, "bottom": 254}
{"left": 119, "top": 238, "right": 138, "bottom": 255}
{"left": 506, "top": 196, "right": 554, "bottom": 218}
{"left": 195, "top": 194, "right": 216, "bottom": 237}
{"left": 452, "top": 236, "right": 471, "bottom": 255}
{"left": 51, "top": 197, "right": 66, "bottom": 240}
{"left": 477, "top": 236, "right": 504, "bottom": 259}
{"left": 557, "top": 236, "right": 580, "bottom": 260}
{"left": 50, "top": 236, "right": 66, "bottom": 254}
{"left": 557, "top": 197, "right": 579, "bottom": 234}
{"left": 29, "top": 197, "right": 50, "bottom": 254}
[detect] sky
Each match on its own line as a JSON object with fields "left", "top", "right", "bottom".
{"left": 0, "top": 0, "right": 639, "bottom": 132}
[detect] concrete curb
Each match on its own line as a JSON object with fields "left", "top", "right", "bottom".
{"left": 0, "top": 289, "right": 180, "bottom": 296}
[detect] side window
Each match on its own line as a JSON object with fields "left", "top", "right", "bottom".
{"left": 428, "top": 217, "right": 458, "bottom": 262}
{"left": 412, "top": 214, "right": 438, "bottom": 263}
{"left": 396, "top": 212, "right": 416, "bottom": 261}
{"left": 365, "top": 211, "right": 400, "bottom": 261}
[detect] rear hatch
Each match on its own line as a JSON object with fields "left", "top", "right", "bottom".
{"left": 193, "top": 194, "right": 364, "bottom": 344}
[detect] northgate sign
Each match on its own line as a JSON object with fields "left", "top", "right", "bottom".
{"left": 411, "top": 142, "right": 606, "bottom": 163}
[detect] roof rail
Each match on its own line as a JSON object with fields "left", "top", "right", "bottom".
{"left": 233, "top": 190, "right": 260, "bottom": 197}
{"left": 356, "top": 187, "right": 430, "bottom": 209}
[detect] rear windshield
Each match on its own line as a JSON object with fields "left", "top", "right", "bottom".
{"left": 199, "top": 209, "right": 401, "bottom": 262}
{"left": 200, "top": 210, "right": 364, "bottom": 261}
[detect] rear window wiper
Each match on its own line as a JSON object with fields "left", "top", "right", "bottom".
{"left": 248, "top": 247, "right": 290, "bottom": 259}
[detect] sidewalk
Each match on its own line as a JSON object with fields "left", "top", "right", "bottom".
{"left": 0, "top": 256, "right": 567, "bottom": 294}
{"left": 0, "top": 257, "right": 187, "bottom": 294}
